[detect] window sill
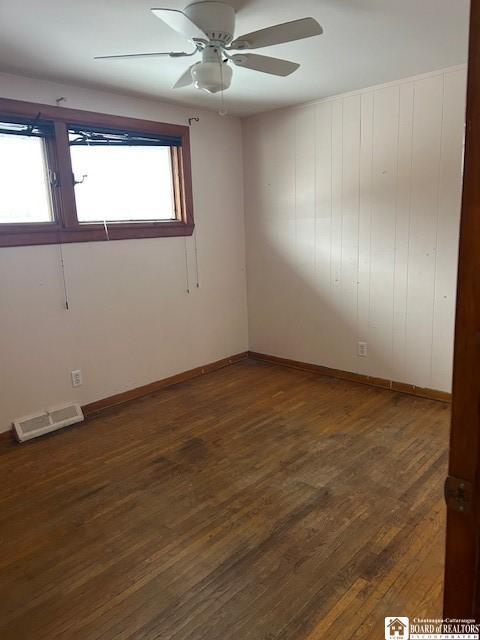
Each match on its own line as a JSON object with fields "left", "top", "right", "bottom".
{"left": 0, "top": 221, "right": 194, "bottom": 247}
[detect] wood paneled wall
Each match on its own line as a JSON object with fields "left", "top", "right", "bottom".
{"left": 243, "top": 67, "right": 466, "bottom": 392}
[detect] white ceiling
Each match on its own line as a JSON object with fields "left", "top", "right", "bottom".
{"left": 0, "top": 0, "right": 470, "bottom": 116}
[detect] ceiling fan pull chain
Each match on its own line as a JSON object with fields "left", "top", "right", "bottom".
{"left": 219, "top": 57, "right": 227, "bottom": 116}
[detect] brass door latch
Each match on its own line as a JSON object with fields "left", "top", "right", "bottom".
{"left": 444, "top": 476, "right": 473, "bottom": 513}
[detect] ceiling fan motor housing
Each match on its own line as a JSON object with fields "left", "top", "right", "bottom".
{"left": 184, "top": 1, "right": 236, "bottom": 44}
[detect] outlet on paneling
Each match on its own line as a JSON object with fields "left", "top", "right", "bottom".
{"left": 357, "top": 341, "right": 368, "bottom": 357}
{"left": 71, "top": 369, "right": 82, "bottom": 387}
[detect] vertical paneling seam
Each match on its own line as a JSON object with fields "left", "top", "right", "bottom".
{"left": 329, "top": 102, "right": 334, "bottom": 288}
{"left": 314, "top": 105, "right": 318, "bottom": 276}
{"left": 403, "top": 84, "right": 417, "bottom": 370}
{"left": 294, "top": 112, "right": 298, "bottom": 260}
{"left": 367, "top": 93, "right": 376, "bottom": 333}
{"left": 340, "top": 99, "right": 345, "bottom": 287}
{"left": 391, "top": 86, "right": 402, "bottom": 371}
{"left": 429, "top": 72, "right": 446, "bottom": 386}
{"left": 356, "top": 97, "right": 362, "bottom": 341}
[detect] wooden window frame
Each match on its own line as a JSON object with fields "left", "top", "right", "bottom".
{"left": 0, "top": 97, "right": 194, "bottom": 247}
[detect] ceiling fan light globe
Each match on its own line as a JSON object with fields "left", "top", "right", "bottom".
{"left": 191, "top": 61, "right": 232, "bottom": 93}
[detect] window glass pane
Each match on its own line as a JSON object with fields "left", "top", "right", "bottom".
{"left": 69, "top": 143, "right": 176, "bottom": 223}
{"left": 0, "top": 133, "right": 53, "bottom": 223}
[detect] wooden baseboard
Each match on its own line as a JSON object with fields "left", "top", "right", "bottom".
{"left": 82, "top": 352, "right": 248, "bottom": 417}
{"left": 0, "top": 430, "right": 14, "bottom": 444}
{"left": 248, "top": 351, "right": 452, "bottom": 403}
{"left": 0, "top": 348, "right": 449, "bottom": 442}
{"left": 0, "top": 352, "right": 248, "bottom": 441}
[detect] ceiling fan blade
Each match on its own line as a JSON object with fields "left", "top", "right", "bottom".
{"left": 95, "top": 51, "right": 191, "bottom": 60}
{"left": 173, "top": 65, "right": 196, "bottom": 89}
{"left": 230, "top": 17, "right": 322, "bottom": 50}
{"left": 231, "top": 53, "right": 299, "bottom": 76}
{"left": 151, "top": 8, "right": 207, "bottom": 41}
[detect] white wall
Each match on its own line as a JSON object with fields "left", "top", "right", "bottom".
{"left": 243, "top": 66, "right": 466, "bottom": 392}
{"left": 0, "top": 65, "right": 467, "bottom": 434}
{"left": 0, "top": 72, "right": 248, "bottom": 432}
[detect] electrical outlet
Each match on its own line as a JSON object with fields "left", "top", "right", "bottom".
{"left": 71, "top": 369, "right": 82, "bottom": 387}
{"left": 358, "top": 341, "right": 368, "bottom": 357}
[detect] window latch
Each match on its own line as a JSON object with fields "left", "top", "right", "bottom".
{"left": 49, "top": 170, "right": 59, "bottom": 187}
{"left": 73, "top": 173, "right": 88, "bottom": 186}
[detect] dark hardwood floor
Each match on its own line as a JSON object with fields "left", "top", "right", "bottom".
{"left": 0, "top": 359, "right": 450, "bottom": 640}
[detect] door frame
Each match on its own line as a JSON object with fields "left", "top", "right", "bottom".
{"left": 443, "top": 0, "right": 480, "bottom": 619}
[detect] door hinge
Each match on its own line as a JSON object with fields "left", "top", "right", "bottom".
{"left": 444, "top": 476, "right": 473, "bottom": 514}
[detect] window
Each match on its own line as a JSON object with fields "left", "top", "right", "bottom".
{"left": 68, "top": 125, "right": 177, "bottom": 223}
{"left": 0, "top": 99, "right": 194, "bottom": 247}
{"left": 0, "top": 120, "right": 55, "bottom": 224}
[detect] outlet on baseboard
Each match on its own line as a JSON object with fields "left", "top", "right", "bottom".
{"left": 71, "top": 369, "right": 82, "bottom": 387}
{"left": 357, "top": 341, "right": 368, "bottom": 357}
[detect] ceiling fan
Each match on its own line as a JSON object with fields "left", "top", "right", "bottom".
{"left": 95, "top": 1, "right": 323, "bottom": 94}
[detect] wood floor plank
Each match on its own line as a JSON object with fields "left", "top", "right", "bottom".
{"left": 0, "top": 359, "right": 450, "bottom": 639}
